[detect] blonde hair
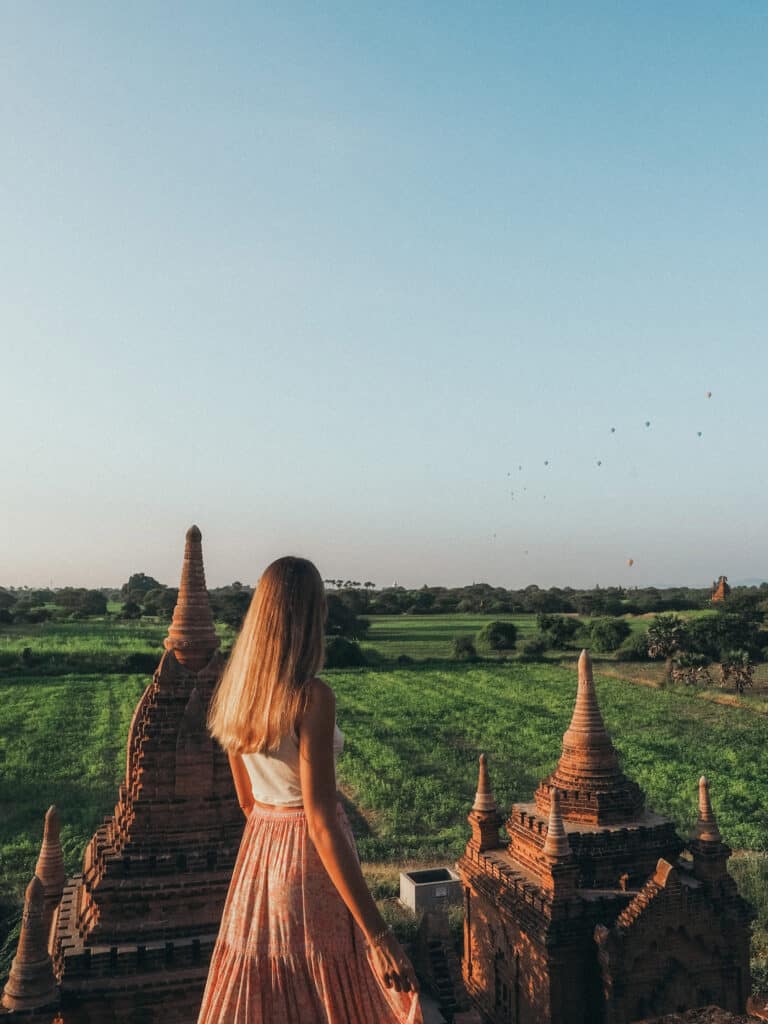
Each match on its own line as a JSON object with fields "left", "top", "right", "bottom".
{"left": 207, "top": 556, "right": 326, "bottom": 754}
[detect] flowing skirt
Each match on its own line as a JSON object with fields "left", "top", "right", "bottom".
{"left": 197, "top": 800, "right": 424, "bottom": 1024}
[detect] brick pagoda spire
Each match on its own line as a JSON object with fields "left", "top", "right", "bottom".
{"left": 164, "top": 524, "right": 219, "bottom": 671}
{"left": 1, "top": 876, "right": 59, "bottom": 1014}
{"left": 535, "top": 649, "right": 644, "bottom": 824}
{"left": 49, "top": 525, "right": 245, "bottom": 1023}
{"left": 34, "top": 806, "right": 66, "bottom": 948}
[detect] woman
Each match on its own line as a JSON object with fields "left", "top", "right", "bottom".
{"left": 198, "top": 556, "right": 423, "bottom": 1024}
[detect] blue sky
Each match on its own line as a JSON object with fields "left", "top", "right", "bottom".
{"left": 1, "top": 3, "right": 766, "bottom": 589}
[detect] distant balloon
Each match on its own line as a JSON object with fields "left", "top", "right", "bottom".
{"left": 518, "top": 465, "right": 523, "bottom": 470}
{"left": 544, "top": 460, "right": 549, "bottom": 466}
{"left": 610, "top": 427, "right": 616, "bottom": 433}
{"left": 645, "top": 421, "right": 651, "bottom": 427}
{"left": 697, "top": 431, "right": 702, "bottom": 437}
{"left": 596, "top": 460, "right": 602, "bottom": 466}
{"left": 627, "top": 558, "right": 634, "bottom": 567}
{"left": 706, "top": 391, "right": 712, "bottom": 398}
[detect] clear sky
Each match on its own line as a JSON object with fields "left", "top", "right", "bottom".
{"left": 1, "top": 3, "right": 766, "bottom": 590}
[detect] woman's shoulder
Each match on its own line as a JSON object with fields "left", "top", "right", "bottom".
{"left": 306, "top": 675, "right": 335, "bottom": 704}
{"left": 297, "top": 676, "right": 335, "bottom": 729}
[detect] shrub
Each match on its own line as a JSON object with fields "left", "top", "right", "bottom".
{"left": 670, "top": 652, "right": 713, "bottom": 686}
{"left": 121, "top": 600, "right": 142, "bottom": 620}
{"left": 519, "top": 635, "right": 547, "bottom": 660}
{"left": 476, "top": 621, "right": 518, "bottom": 653}
{"left": 324, "top": 637, "right": 366, "bottom": 668}
{"left": 615, "top": 630, "right": 651, "bottom": 661}
{"left": 720, "top": 650, "right": 754, "bottom": 694}
{"left": 587, "top": 617, "right": 631, "bottom": 653}
{"left": 326, "top": 595, "right": 370, "bottom": 640}
{"left": 396, "top": 654, "right": 414, "bottom": 666}
{"left": 452, "top": 636, "right": 478, "bottom": 661}
{"left": 681, "top": 616, "right": 721, "bottom": 660}
{"left": 536, "top": 614, "right": 581, "bottom": 649}
{"left": 123, "top": 652, "right": 160, "bottom": 674}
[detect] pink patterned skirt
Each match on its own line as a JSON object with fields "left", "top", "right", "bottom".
{"left": 197, "top": 800, "right": 424, "bottom": 1024}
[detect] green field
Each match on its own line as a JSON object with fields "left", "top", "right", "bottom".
{"left": 2, "top": 612, "right": 768, "bottom": 987}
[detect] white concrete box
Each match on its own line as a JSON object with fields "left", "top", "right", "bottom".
{"left": 399, "top": 867, "right": 462, "bottom": 915}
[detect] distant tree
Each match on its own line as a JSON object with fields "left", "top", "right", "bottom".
{"left": 452, "top": 636, "right": 477, "bottom": 661}
{"left": 121, "top": 573, "right": 163, "bottom": 599}
{"left": 142, "top": 587, "right": 179, "bottom": 620}
{"left": 519, "top": 634, "right": 547, "bottom": 660}
{"left": 406, "top": 591, "right": 435, "bottom": 614}
{"left": 325, "top": 594, "right": 369, "bottom": 640}
{"left": 646, "top": 613, "right": 685, "bottom": 680}
{"left": 214, "top": 590, "right": 252, "bottom": 630}
{"left": 121, "top": 600, "right": 142, "bottom": 620}
{"left": 587, "top": 617, "right": 630, "bottom": 653}
{"left": 0, "top": 588, "right": 14, "bottom": 611}
{"left": 476, "top": 620, "right": 518, "bottom": 653}
{"left": 55, "top": 588, "right": 106, "bottom": 616}
{"left": 536, "top": 614, "right": 581, "bottom": 649}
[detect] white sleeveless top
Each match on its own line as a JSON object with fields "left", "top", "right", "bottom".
{"left": 240, "top": 721, "right": 345, "bottom": 806}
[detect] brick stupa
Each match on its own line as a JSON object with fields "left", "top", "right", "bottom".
{"left": 35, "top": 526, "right": 245, "bottom": 1023}
{"left": 1, "top": 877, "right": 60, "bottom": 1014}
{"left": 458, "top": 650, "right": 754, "bottom": 1024}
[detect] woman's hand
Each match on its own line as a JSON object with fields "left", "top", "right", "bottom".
{"left": 366, "top": 929, "right": 420, "bottom": 994}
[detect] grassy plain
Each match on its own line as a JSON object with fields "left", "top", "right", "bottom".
{"left": 2, "top": 612, "right": 767, "bottom": 985}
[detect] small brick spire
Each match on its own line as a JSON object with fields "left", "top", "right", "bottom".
{"left": 472, "top": 753, "right": 498, "bottom": 814}
{"left": 164, "top": 525, "right": 219, "bottom": 672}
{"left": 34, "top": 805, "right": 66, "bottom": 945}
{"left": 542, "top": 788, "right": 570, "bottom": 862}
{"left": 468, "top": 754, "right": 503, "bottom": 852}
{"left": 694, "top": 775, "right": 722, "bottom": 844}
{"left": 1, "top": 876, "right": 59, "bottom": 1012}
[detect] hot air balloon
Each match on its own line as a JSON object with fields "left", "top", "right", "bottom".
{"left": 627, "top": 558, "right": 634, "bottom": 567}
{"left": 610, "top": 427, "right": 616, "bottom": 433}
{"left": 697, "top": 431, "right": 702, "bottom": 437}
{"left": 706, "top": 391, "right": 712, "bottom": 398}
{"left": 645, "top": 420, "right": 651, "bottom": 427}
{"left": 596, "top": 460, "right": 602, "bottom": 466}
{"left": 544, "top": 460, "right": 549, "bottom": 466}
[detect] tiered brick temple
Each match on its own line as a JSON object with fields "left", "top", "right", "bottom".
{"left": 711, "top": 576, "right": 730, "bottom": 603}
{"left": 2, "top": 526, "right": 245, "bottom": 1023}
{"left": 458, "top": 650, "right": 754, "bottom": 1024}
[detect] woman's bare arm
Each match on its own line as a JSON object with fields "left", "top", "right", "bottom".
{"left": 227, "top": 752, "right": 254, "bottom": 818}
{"left": 298, "top": 678, "right": 418, "bottom": 993}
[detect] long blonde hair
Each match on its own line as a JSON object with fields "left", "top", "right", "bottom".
{"left": 207, "top": 555, "right": 326, "bottom": 754}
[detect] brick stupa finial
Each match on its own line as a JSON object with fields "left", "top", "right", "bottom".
{"left": 542, "top": 788, "right": 570, "bottom": 862}
{"left": 694, "top": 775, "right": 722, "bottom": 844}
{"left": 34, "top": 805, "right": 66, "bottom": 946}
{"left": 164, "top": 525, "right": 219, "bottom": 672}
{"left": 1, "top": 876, "right": 59, "bottom": 1012}
{"left": 468, "top": 754, "right": 503, "bottom": 852}
{"left": 535, "top": 649, "right": 644, "bottom": 824}
{"left": 472, "top": 754, "right": 498, "bottom": 814}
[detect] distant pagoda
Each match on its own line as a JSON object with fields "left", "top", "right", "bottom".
{"left": 2, "top": 526, "right": 245, "bottom": 1023}
{"left": 458, "top": 650, "right": 753, "bottom": 1024}
{"left": 711, "top": 576, "right": 730, "bottom": 603}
